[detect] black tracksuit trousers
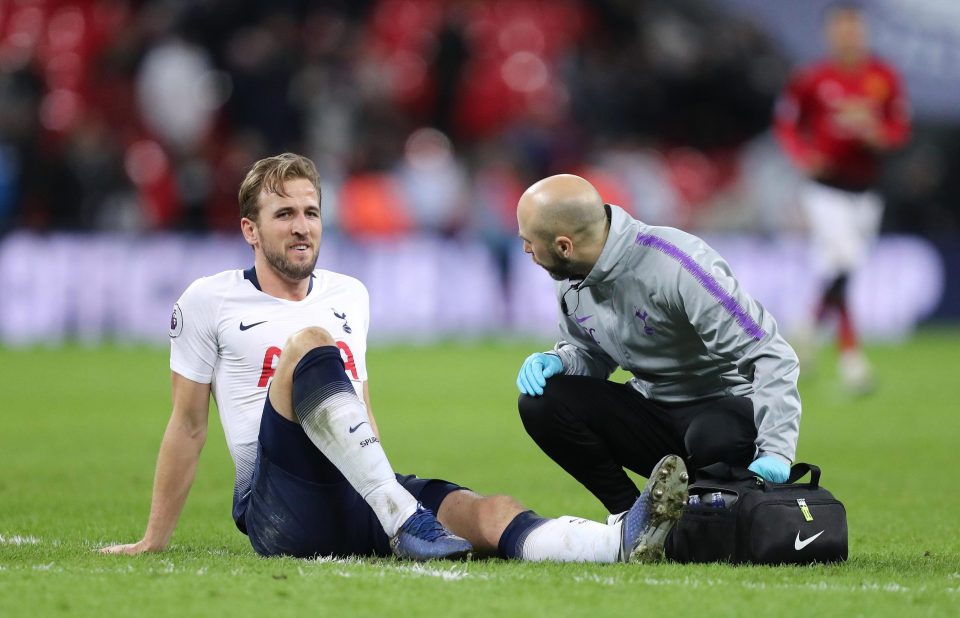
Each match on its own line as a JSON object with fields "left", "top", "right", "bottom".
{"left": 518, "top": 375, "right": 758, "bottom": 514}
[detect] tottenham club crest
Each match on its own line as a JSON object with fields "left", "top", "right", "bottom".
{"left": 333, "top": 308, "right": 352, "bottom": 334}
{"left": 634, "top": 307, "right": 655, "bottom": 335}
{"left": 169, "top": 304, "right": 184, "bottom": 338}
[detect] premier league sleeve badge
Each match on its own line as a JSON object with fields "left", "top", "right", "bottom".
{"left": 169, "top": 304, "right": 184, "bottom": 338}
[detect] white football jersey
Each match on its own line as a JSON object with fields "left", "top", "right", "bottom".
{"left": 169, "top": 267, "right": 369, "bottom": 508}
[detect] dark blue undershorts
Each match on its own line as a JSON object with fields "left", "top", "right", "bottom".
{"left": 234, "top": 396, "right": 465, "bottom": 558}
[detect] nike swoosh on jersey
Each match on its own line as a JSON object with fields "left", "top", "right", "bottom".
{"left": 348, "top": 421, "right": 368, "bottom": 433}
{"left": 794, "top": 530, "right": 825, "bottom": 550}
{"left": 239, "top": 320, "right": 268, "bottom": 331}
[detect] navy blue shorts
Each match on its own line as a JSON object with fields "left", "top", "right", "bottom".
{"left": 235, "top": 396, "right": 466, "bottom": 558}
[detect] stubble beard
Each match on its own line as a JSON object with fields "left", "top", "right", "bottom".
{"left": 543, "top": 251, "right": 581, "bottom": 281}
{"left": 262, "top": 239, "right": 319, "bottom": 282}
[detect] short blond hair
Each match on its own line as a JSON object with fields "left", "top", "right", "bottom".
{"left": 238, "top": 153, "right": 322, "bottom": 221}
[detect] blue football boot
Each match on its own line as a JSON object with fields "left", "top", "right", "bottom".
{"left": 619, "top": 454, "right": 688, "bottom": 562}
{"left": 390, "top": 504, "right": 473, "bottom": 561}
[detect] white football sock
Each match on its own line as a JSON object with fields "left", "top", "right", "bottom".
{"left": 520, "top": 516, "right": 620, "bottom": 563}
{"left": 296, "top": 389, "right": 417, "bottom": 537}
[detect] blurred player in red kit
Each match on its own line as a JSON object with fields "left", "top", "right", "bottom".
{"left": 774, "top": 2, "right": 910, "bottom": 392}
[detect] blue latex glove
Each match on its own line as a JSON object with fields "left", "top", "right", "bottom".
{"left": 748, "top": 455, "right": 790, "bottom": 483}
{"left": 516, "top": 353, "right": 563, "bottom": 396}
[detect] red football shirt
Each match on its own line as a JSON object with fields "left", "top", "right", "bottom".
{"left": 774, "top": 56, "right": 910, "bottom": 191}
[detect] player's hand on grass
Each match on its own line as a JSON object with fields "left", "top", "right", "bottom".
{"left": 517, "top": 352, "right": 563, "bottom": 396}
{"left": 748, "top": 455, "right": 790, "bottom": 483}
{"left": 99, "top": 540, "right": 162, "bottom": 555}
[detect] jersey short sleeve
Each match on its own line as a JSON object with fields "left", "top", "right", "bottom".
{"left": 169, "top": 277, "right": 221, "bottom": 384}
{"left": 345, "top": 276, "right": 371, "bottom": 383}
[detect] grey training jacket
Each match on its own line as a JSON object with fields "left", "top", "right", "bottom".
{"left": 551, "top": 204, "right": 801, "bottom": 464}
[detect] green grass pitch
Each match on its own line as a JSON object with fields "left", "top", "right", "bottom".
{"left": 1, "top": 331, "right": 959, "bottom": 617}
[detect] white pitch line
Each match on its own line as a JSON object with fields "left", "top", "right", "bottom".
{"left": 630, "top": 575, "right": 927, "bottom": 595}
{"left": 573, "top": 574, "right": 618, "bottom": 586}
{"left": 5, "top": 550, "right": 954, "bottom": 595}
{"left": 0, "top": 534, "right": 40, "bottom": 545}
{"left": 310, "top": 565, "right": 932, "bottom": 593}
{"left": 386, "top": 563, "right": 473, "bottom": 581}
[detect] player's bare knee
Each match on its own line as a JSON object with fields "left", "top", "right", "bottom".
{"left": 284, "top": 327, "right": 336, "bottom": 359}
{"left": 485, "top": 494, "right": 525, "bottom": 517}
{"left": 478, "top": 494, "right": 525, "bottom": 543}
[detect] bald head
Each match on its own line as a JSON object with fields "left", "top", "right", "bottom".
{"left": 518, "top": 174, "right": 607, "bottom": 243}
{"left": 517, "top": 174, "right": 610, "bottom": 280}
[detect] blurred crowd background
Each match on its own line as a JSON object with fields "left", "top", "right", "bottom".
{"left": 1, "top": 0, "right": 959, "bottom": 331}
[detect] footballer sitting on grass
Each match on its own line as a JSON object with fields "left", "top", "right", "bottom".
{"left": 99, "top": 153, "right": 688, "bottom": 563}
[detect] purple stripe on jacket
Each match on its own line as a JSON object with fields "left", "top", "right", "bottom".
{"left": 635, "top": 232, "right": 767, "bottom": 340}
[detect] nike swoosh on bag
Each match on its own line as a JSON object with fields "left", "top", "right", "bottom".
{"left": 794, "top": 530, "right": 825, "bottom": 550}
{"left": 239, "top": 321, "right": 268, "bottom": 331}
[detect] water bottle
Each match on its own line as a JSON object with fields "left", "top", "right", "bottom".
{"left": 700, "top": 491, "right": 738, "bottom": 508}
{"left": 705, "top": 491, "right": 726, "bottom": 508}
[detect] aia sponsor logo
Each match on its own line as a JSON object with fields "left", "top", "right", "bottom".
{"left": 256, "top": 340, "right": 359, "bottom": 387}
